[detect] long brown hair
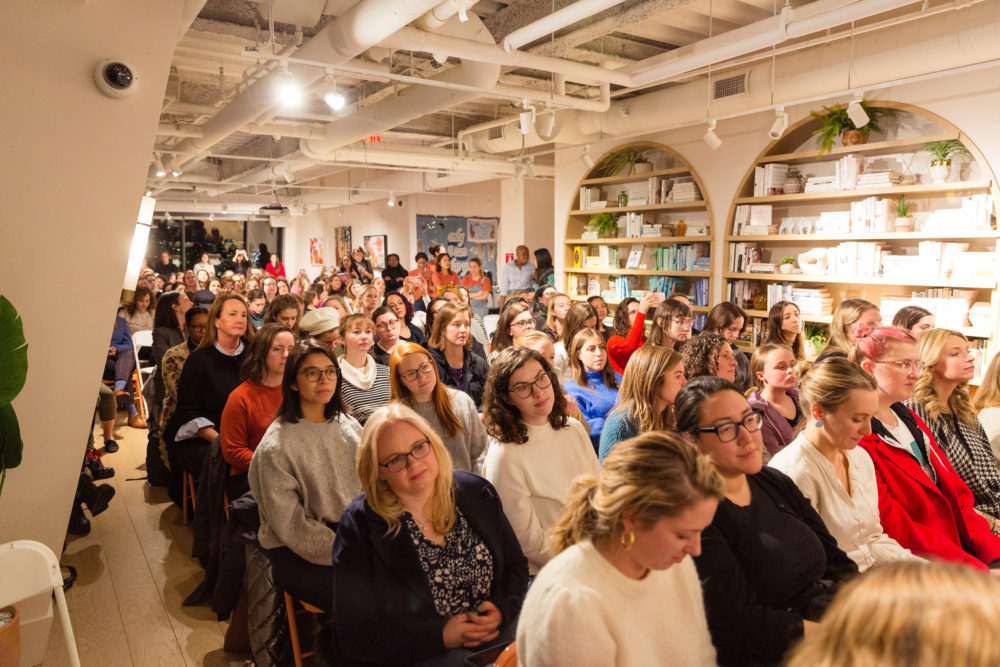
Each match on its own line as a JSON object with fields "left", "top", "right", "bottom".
{"left": 550, "top": 431, "right": 724, "bottom": 555}
{"left": 389, "top": 342, "right": 464, "bottom": 439}
{"left": 483, "top": 347, "right": 568, "bottom": 444}
{"left": 567, "top": 328, "right": 618, "bottom": 391}
{"left": 240, "top": 323, "right": 293, "bottom": 383}
{"left": 492, "top": 301, "right": 534, "bottom": 353}
{"left": 428, "top": 302, "right": 474, "bottom": 351}
{"left": 763, "top": 300, "right": 805, "bottom": 361}
{"left": 611, "top": 346, "right": 682, "bottom": 432}
{"left": 647, "top": 298, "right": 692, "bottom": 348}
{"left": 610, "top": 297, "right": 640, "bottom": 338}
{"left": 561, "top": 302, "right": 598, "bottom": 356}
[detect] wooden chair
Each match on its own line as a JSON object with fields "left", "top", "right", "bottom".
{"left": 494, "top": 641, "right": 517, "bottom": 667}
{"left": 182, "top": 471, "right": 197, "bottom": 525}
{"left": 284, "top": 592, "right": 324, "bottom": 667}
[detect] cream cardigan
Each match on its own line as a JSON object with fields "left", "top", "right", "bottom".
{"left": 769, "top": 432, "right": 923, "bottom": 571}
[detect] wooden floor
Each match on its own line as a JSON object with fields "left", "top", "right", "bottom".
{"left": 44, "top": 419, "right": 251, "bottom": 666}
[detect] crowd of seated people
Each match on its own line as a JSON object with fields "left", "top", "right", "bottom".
{"left": 88, "top": 248, "right": 1000, "bottom": 666}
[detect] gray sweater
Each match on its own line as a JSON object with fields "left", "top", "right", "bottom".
{"left": 248, "top": 413, "right": 363, "bottom": 565}
{"left": 411, "top": 389, "right": 488, "bottom": 474}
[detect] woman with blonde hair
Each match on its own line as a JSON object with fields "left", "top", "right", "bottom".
{"left": 354, "top": 283, "right": 381, "bottom": 322}
{"left": 786, "top": 561, "right": 1000, "bottom": 667}
{"left": 747, "top": 342, "right": 802, "bottom": 460}
{"left": 905, "top": 328, "right": 1000, "bottom": 532}
{"left": 816, "top": 297, "right": 882, "bottom": 362}
{"left": 338, "top": 313, "right": 391, "bottom": 425}
{"left": 517, "top": 432, "right": 723, "bottom": 666}
{"left": 769, "top": 357, "right": 921, "bottom": 570}
{"left": 331, "top": 404, "right": 528, "bottom": 666}
{"left": 389, "top": 342, "right": 488, "bottom": 473}
{"left": 542, "top": 292, "right": 573, "bottom": 342}
{"left": 482, "top": 347, "right": 601, "bottom": 574}
{"left": 428, "top": 301, "right": 488, "bottom": 408}
{"left": 973, "top": 353, "right": 1000, "bottom": 462}
{"left": 851, "top": 327, "right": 1000, "bottom": 569}
{"left": 599, "top": 346, "right": 686, "bottom": 462}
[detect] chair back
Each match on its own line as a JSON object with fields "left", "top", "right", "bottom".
{"left": 493, "top": 641, "right": 517, "bottom": 667}
{"left": 483, "top": 314, "right": 500, "bottom": 341}
{"left": 132, "top": 329, "right": 153, "bottom": 350}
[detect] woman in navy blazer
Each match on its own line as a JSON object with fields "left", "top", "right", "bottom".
{"left": 331, "top": 403, "right": 528, "bottom": 666}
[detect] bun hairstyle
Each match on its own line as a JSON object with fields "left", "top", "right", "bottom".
{"left": 797, "top": 357, "right": 877, "bottom": 420}
{"left": 550, "top": 431, "right": 724, "bottom": 555}
{"left": 848, "top": 326, "right": 917, "bottom": 366}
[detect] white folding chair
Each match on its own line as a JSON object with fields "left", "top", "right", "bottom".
{"left": 0, "top": 540, "right": 81, "bottom": 667}
{"left": 131, "top": 329, "right": 155, "bottom": 387}
{"left": 482, "top": 314, "right": 500, "bottom": 341}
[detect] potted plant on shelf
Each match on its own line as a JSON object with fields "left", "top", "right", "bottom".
{"left": 778, "top": 256, "right": 796, "bottom": 274}
{"left": 588, "top": 212, "right": 621, "bottom": 238}
{"left": 782, "top": 168, "right": 804, "bottom": 194}
{"left": 597, "top": 146, "right": 652, "bottom": 177}
{"left": 894, "top": 195, "right": 914, "bottom": 232}
{"left": 922, "top": 139, "right": 969, "bottom": 183}
{"left": 810, "top": 100, "right": 891, "bottom": 156}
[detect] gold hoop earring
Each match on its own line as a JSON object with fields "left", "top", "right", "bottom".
{"left": 620, "top": 530, "right": 635, "bottom": 551}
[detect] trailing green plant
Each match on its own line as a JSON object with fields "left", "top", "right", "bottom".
{"left": 896, "top": 195, "right": 910, "bottom": 218}
{"left": 588, "top": 212, "right": 621, "bottom": 237}
{"left": 0, "top": 296, "right": 27, "bottom": 497}
{"left": 810, "top": 101, "right": 891, "bottom": 156}
{"left": 803, "top": 323, "right": 829, "bottom": 356}
{"left": 596, "top": 146, "right": 651, "bottom": 177}
{"left": 922, "top": 139, "right": 969, "bottom": 164}
{"left": 779, "top": 256, "right": 796, "bottom": 265}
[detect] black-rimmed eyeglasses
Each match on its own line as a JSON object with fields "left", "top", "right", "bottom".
{"left": 697, "top": 412, "right": 763, "bottom": 442}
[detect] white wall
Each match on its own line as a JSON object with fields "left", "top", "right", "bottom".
{"left": 553, "top": 65, "right": 1000, "bottom": 304}
{"left": 0, "top": 1, "right": 190, "bottom": 554}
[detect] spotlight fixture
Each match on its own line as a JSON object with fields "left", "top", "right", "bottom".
{"left": 535, "top": 108, "right": 555, "bottom": 138}
{"left": 518, "top": 99, "right": 536, "bottom": 135}
{"left": 273, "top": 65, "right": 303, "bottom": 109}
{"left": 387, "top": 191, "right": 396, "bottom": 207}
{"left": 154, "top": 155, "right": 166, "bottom": 177}
{"left": 145, "top": 190, "right": 152, "bottom": 197}
{"left": 322, "top": 74, "right": 346, "bottom": 111}
{"left": 703, "top": 120, "right": 722, "bottom": 150}
{"left": 768, "top": 108, "right": 789, "bottom": 140}
{"left": 847, "top": 96, "right": 870, "bottom": 128}
{"left": 209, "top": 212, "right": 215, "bottom": 221}
{"left": 273, "top": 162, "right": 295, "bottom": 184}
{"left": 581, "top": 145, "right": 595, "bottom": 169}
{"left": 171, "top": 168, "right": 183, "bottom": 177}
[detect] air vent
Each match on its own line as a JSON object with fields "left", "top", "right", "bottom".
{"left": 488, "top": 126, "right": 504, "bottom": 140}
{"left": 714, "top": 72, "right": 748, "bottom": 99}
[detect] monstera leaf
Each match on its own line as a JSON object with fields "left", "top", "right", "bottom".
{"left": 0, "top": 296, "right": 27, "bottom": 495}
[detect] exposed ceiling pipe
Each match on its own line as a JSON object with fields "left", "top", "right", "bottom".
{"left": 300, "top": 12, "right": 501, "bottom": 158}
{"left": 292, "top": 169, "right": 508, "bottom": 209}
{"left": 176, "top": 0, "right": 209, "bottom": 44}
{"left": 501, "top": 0, "right": 627, "bottom": 52}
{"left": 494, "top": 81, "right": 611, "bottom": 113}
{"left": 382, "top": 25, "right": 631, "bottom": 86}
{"left": 627, "top": 0, "right": 921, "bottom": 87}
{"left": 164, "top": 0, "right": 445, "bottom": 174}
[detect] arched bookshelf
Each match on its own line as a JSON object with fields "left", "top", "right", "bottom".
{"left": 724, "top": 100, "right": 999, "bottom": 379}
{"left": 563, "top": 141, "right": 716, "bottom": 325}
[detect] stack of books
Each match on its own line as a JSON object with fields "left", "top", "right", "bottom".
{"left": 578, "top": 186, "right": 602, "bottom": 210}
{"left": 836, "top": 154, "right": 864, "bottom": 190}
{"left": 733, "top": 204, "right": 774, "bottom": 235}
{"left": 729, "top": 243, "right": 763, "bottom": 272}
{"left": 754, "top": 164, "right": 789, "bottom": 196}
{"left": 849, "top": 197, "right": 894, "bottom": 233}
{"left": 856, "top": 170, "right": 901, "bottom": 189}
{"left": 789, "top": 287, "right": 833, "bottom": 315}
{"left": 805, "top": 176, "right": 839, "bottom": 193}
{"left": 669, "top": 179, "right": 703, "bottom": 202}
{"left": 815, "top": 211, "right": 852, "bottom": 234}
{"left": 924, "top": 193, "right": 994, "bottom": 233}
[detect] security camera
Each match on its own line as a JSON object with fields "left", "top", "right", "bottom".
{"left": 397, "top": 199, "right": 404, "bottom": 208}
{"left": 94, "top": 58, "right": 139, "bottom": 99}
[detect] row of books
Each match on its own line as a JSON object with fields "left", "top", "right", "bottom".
{"left": 923, "top": 193, "right": 994, "bottom": 233}
{"left": 625, "top": 243, "right": 711, "bottom": 271}
{"left": 567, "top": 275, "right": 709, "bottom": 308}
{"left": 829, "top": 242, "right": 892, "bottom": 279}
{"left": 754, "top": 164, "right": 788, "bottom": 196}
{"left": 880, "top": 290, "right": 979, "bottom": 331}
{"left": 764, "top": 284, "right": 833, "bottom": 315}
{"left": 733, "top": 204, "right": 775, "bottom": 235}
{"left": 619, "top": 213, "right": 662, "bottom": 238}
{"left": 736, "top": 317, "right": 769, "bottom": 347}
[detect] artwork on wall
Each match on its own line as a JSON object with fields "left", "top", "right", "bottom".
{"left": 364, "top": 235, "right": 387, "bottom": 270}
{"left": 416, "top": 215, "right": 497, "bottom": 285}
{"left": 334, "top": 226, "right": 352, "bottom": 264}
{"left": 309, "top": 237, "right": 326, "bottom": 265}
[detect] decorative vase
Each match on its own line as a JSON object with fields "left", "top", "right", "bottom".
{"left": 930, "top": 159, "right": 951, "bottom": 183}
{"left": 841, "top": 129, "right": 869, "bottom": 147}
{"left": 782, "top": 176, "right": 804, "bottom": 194}
{"left": 634, "top": 162, "right": 653, "bottom": 174}
{"left": 894, "top": 216, "right": 914, "bottom": 232}
{"left": 0, "top": 606, "right": 20, "bottom": 666}
{"left": 779, "top": 263, "right": 794, "bottom": 274}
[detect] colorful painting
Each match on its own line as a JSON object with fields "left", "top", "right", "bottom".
{"left": 334, "top": 226, "right": 352, "bottom": 264}
{"left": 364, "top": 235, "right": 387, "bottom": 270}
{"left": 416, "top": 215, "right": 497, "bottom": 285}
{"left": 308, "top": 236, "right": 326, "bottom": 265}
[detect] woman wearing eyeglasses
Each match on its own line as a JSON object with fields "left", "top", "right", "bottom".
{"left": 675, "top": 376, "right": 858, "bottom": 666}
{"left": 851, "top": 327, "right": 1000, "bottom": 569}
{"left": 338, "top": 314, "right": 391, "bottom": 425}
{"left": 389, "top": 342, "right": 488, "bottom": 473}
{"left": 371, "top": 305, "right": 403, "bottom": 366}
{"left": 248, "top": 343, "right": 363, "bottom": 612}
{"left": 487, "top": 301, "right": 536, "bottom": 365}
{"left": 331, "top": 404, "right": 529, "bottom": 666}
{"left": 482, "top": 347, "right": 602, "bottom": 574}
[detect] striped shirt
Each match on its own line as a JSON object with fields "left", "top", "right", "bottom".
{"left": 340, "top": 363, "right": 392, "bottom": 425}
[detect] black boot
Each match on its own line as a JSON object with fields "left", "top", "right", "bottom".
{"left": 67, "top": 503, "right": 91, "bottom": 536}
{"left": 80, "top": 480, "right": 116, "bottom": 516}
{"left": 85, "top": 450, "right": 114, "bottom": 480}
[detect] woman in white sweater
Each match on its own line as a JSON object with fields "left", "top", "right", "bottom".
{"left": 517, "top": 431, "right": 723, "bottom": 667}
{"left": 769, "top": 357, "right": 921, "bottom": 571}
{"left": 248, "top": 343, "right": 363, "bottom": 611}
{"left": 388, "top": 341, "right": 488, "bottom": 473}
{"left": 482, "top": 346, "right": 602, "bottom": 574}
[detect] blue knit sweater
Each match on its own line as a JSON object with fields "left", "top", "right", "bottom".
{"left": 563, "top": 370, "right": 620, "bottom": 452}
{"left": 598, "top": 411, "right": 638, "bottom": 463}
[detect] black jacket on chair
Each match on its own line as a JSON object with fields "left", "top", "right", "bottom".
{"left": 331, "top": 471, "right": 529, "bottom": 666}
{"left": 428, "top": 347, "right": 488, "bottom": 410}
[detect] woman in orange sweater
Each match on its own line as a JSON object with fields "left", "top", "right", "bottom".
{"left": 220, "top": 323, "right": 295, "bottom": 499}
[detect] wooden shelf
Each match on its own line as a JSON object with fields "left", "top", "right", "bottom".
{"left": 725, "top": 272, "right": 997, "bottom": 289}
{"left": 579, "top": 166, "right": 691, "bottom": 187}
{"left": 570, "top": 201, "right": 707, "bottom": 215}
{"left": 726, "top": 231, "right": 1000, "bottom": 242}
{"left": 757, "top": 132, "right": 959, "bottom": 166}
{"left": 742, "top": 309, "right": 832, "bottom": 324}
{"left": 735, "top": 180, "right": 991, "bottom": 205}
{"left": 566, "top": 236, "right": 712, "bottom": 244}
{"left": 598, "top": 299, "right": 710, "bottom": 312}
{"left": 568, "top": 268, "right": 711, "bottom": 277}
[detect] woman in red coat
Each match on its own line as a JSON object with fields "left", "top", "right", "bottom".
{"left": 851, "top": 327, "right": 1000, "bottom": 571}
{"left": 606, "top": 292, "right": 663, "bottom": 374}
